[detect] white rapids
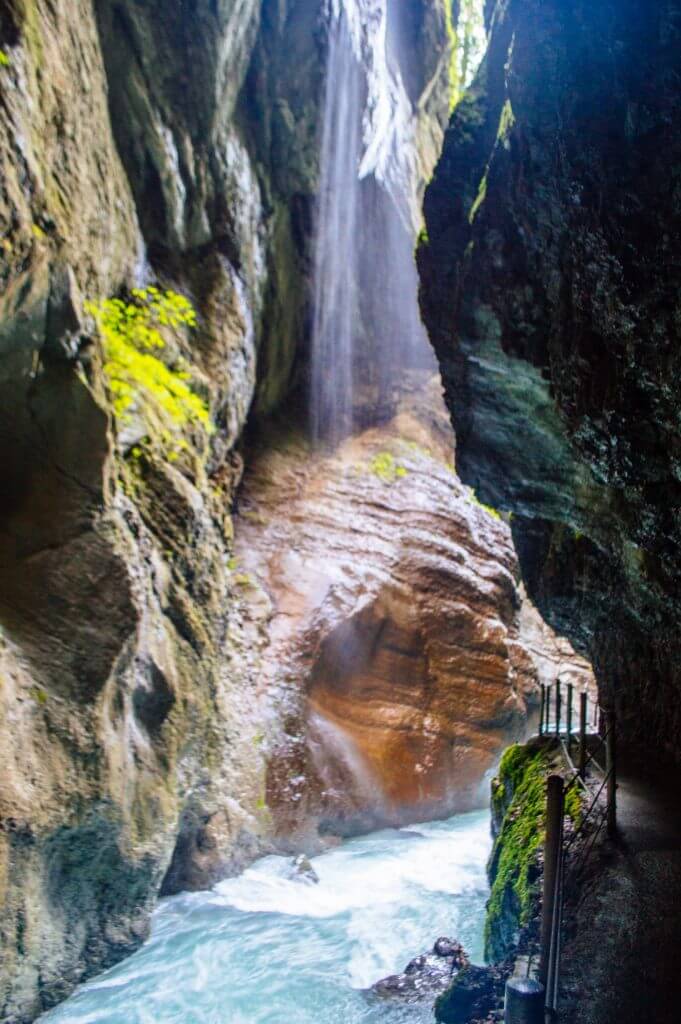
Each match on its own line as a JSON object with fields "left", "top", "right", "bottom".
{"left": 40, "top": 810, "right": 492, "bottom": 1024}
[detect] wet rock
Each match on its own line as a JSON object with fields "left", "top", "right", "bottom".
{"left": 371, "top": 938, "right": 469, "bottom": 1003}
{"left": 433, "top": 937, "right": 468, "bottom": 963}
{"left": 289, "top": 855, "right": 319, "bottom": 885}
{"left": 236, "top": 378, "right": 593, "bottom": 839}
{"left": 435, "top": 964, "right": 506, "bottom": 1024}
{"left": 418, "top": 0, "right": 681, "bottom": 761}
{"left": 0, "top": 2, "right": 451, "bottom": 1020}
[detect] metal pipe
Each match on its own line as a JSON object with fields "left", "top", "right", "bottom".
{"left": 554, "top": 680, "right": 561, "bottom": 737}
{"left": 566, "top": 683, "right": 573, "bottom": 749}
{"left": 604, "top": 709, "right": 617, "bottom": 837}
{"left": 540, "top": 775, "right": 565, "bottom": 987}
{"left": 578, "top": 690, "right": 587, "bottom": 780}
{"left": 539, "top": 685, "right": 545, "bottom": 737}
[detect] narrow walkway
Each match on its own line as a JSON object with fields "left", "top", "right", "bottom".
{"left": 558, "top": 759, "right": 681, "bottom": 1024}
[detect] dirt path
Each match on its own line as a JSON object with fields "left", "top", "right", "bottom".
{"left": 558, "top": 761, "right": 681, "bottom": 1024}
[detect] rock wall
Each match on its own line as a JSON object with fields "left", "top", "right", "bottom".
{"left": 235, "top": 379, "right": 592, "bottom": 843}
{"left": 418, "top": 0, "right": 681, "bottom": 764}
{"left": 0, "top": 1, "right": 451, "bottom": 1018}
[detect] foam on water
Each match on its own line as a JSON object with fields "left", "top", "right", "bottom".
{"left": 41, "top": 810, "right": 491, "bottom": 1024}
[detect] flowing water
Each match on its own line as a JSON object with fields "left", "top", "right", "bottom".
{"left": 41, "top": 810, "right": 491, "bottom": 1024}
{"left": 41, "top": 7, "right": 494, "bottom": 1024}
{"left": 309, "top": 9, "right": 364, "bottom": 443}
{"left": 310, "top": 0, "right": 436, "bottom": 444}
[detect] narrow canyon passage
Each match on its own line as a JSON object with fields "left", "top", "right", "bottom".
{"left": 2, "top": 0, "right": 679, "bottom": 1022}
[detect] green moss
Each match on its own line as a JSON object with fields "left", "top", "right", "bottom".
{"left": 241, "top": 509, "right": 270, "bottom": 526}
{"left": 0, "top": 50, "right": 11, "bottom": 67}
{"left": 565, "top": 782, "right": 582, "bottom": 828}
{"left": 86, "top": 289, "right": 212, "bottom": 459}
{"left": 234, "top": 573, "right": 255, "bottom": 589}
{"left": 370, "top": 451, "right": 409, "bottom": 484}
{"left": 468, "top": 169, "right": 488, "bottom": 223}
{"left": 467, "top": 486, "right": 501, "bottom": 520}
{"left": 496, "top": 98, "right": 516, "bottom": 142}
{"left": 485, "top": 745, "right": 549, "bottom": 960}
{"left": 31, "top": 687, "right": 48, "bottom": 705}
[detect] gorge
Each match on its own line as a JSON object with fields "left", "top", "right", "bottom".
{"left": 1, "top": 1, "right": 680, "bottom": 1023}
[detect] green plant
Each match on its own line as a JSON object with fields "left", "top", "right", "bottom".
{"left": 370, "top": 451, "right": 408, "bottom": 484}
{"left": 0, "top": 50, "right": 10, "bottom": 67}
{"left": 86, "top": 288, "right": 212, "bottom": 457}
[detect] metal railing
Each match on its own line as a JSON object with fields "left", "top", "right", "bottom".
{"left": 537, "top": 679, "right": 600, "bottom": 746}
{"left": 505, "top": 686, "right": 617, "bottom": 1023}
{"left": 543, "top": 703, "right": 617, "bottom": 1016}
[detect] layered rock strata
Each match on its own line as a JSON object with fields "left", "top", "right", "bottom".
{"left": 235, "top": 380, "right": 592, "bottom": 841}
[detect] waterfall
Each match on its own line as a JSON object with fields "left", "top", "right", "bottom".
{"left": 310, "top": 0, "right": 436, "bottom": 445}
{"left": 310, "top": 10, "right": 363, "bottom": 443}
{"left": 308, "top": 710, "right": 384, "bottom": 812}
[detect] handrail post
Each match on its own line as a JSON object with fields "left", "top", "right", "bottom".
{"left": 540, "top": 775, "right": 565, "bottom": 988}
{"left": 566, "top": 683, "right": 573, "bottom": 750}
{"left": 604, "top": 708, "right": 617, "bottom": 837}
{"left": 545, "top": 685, "right": 551, "bottom": 734}
{"left": 539, "top": 684, "right": 545, "bottom": 737}
{"left": 554, "top": 680, "right": 561, "bottom": 738}
{"left": 578, "top": 690, "right": 587, "bottom": 780}
{"left": 504, "top": 976, "right": 544, "bottom": 1023}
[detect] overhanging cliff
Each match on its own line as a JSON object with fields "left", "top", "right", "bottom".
{"left": 418, "top": 0, "right": 681, "bottom": 763}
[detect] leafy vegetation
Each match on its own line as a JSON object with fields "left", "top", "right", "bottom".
{"left": 86, "top": 288, "right": 212, "bottom": 459}
{"left": 370, "top": 451, "right": 409, "bottom": 484}
{"left": 0, "top": 49, "right": 10, "bottom": 67}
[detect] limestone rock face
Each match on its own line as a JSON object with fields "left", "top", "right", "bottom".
{"left": 235, "top": 380, "right": 590, "bottom": 841}
{"left": 418, "top": 0, "right": 681, "bottom": 762}
{"left": 0, "top": 2, "right": 451, "bottom": 1018}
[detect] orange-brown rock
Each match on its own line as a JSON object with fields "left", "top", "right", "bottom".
{"left": 234, "top": 379, "right": 593, "bottom": 843}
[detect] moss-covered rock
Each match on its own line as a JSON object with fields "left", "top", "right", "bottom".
{"left": 485, "top": 743, "right": 549, "bottom": 962}
{"left": 484, "top": 739, "right": 583, "bottom": 964}
{"left": 435, "top": 963, "right": 503, "bottom": 1023}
